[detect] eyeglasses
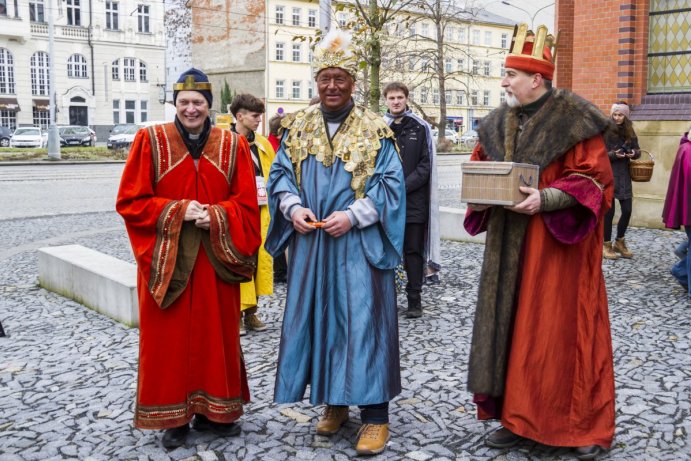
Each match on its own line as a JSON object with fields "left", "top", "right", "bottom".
{"left": 317, "top": 77, "right": 349, "bottom": 85}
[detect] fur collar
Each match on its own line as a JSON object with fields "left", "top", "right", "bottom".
{"left": 478, "top": 89, "right": 613, "bottom": 168}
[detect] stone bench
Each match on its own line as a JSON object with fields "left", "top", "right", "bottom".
{"left": 38, "top": 245, "right": 139, "bottom": 327}
{"left": 439, "top": 206, "right": 486, "bottom": 244}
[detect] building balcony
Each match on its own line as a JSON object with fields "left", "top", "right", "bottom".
{"left": 30, "top": 23, "right": 90, "bottom": 40}
{"left": 0, "top": 17, "right": 30, "bottom": 43}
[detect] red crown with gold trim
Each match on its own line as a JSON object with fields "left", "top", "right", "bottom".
{"left": 505, "top": 23, "right": 558, "bottom": 80}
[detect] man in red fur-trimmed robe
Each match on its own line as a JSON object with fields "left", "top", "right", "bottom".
{"left": 463, "top": 25, "right": 615, "bottom": 461}
{"left": 116, "top": 68, "right": 260, "bottom": 449}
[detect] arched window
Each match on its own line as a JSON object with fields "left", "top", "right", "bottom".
{"left": 139, "top": 60, "right": 147, "bottom": 82}
{"left": 30, "top": 51, "right": 50, "bottom": 96}
{"left": 67, "top": 53, "right": 88, "bottom": 78}
{"left": 0, "top": 48, "right": 15, "bottom": 94}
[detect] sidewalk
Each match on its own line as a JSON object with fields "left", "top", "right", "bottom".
{"left": 0, "top": 212, "right": 689, "bottom": 460}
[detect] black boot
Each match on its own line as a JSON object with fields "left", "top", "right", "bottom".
{"left": 406, "top": 295, "right": 423, "bottom": 318}
{"left": 161, "top": 424, "right": 190, "bottom": 449}
{"left": 191, "top": 414, "right": 241, "bottom": 437}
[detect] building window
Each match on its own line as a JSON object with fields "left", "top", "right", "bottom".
{"left": 0, "top": 110, "right": 16, "bottom": 130}
{"left": 123, "top": 58, "right": 135, "bottom": 81}
{"left": 308, "top": 80, "right": 314, "bottom": 99}
{"left": 140, "top": 100, "right": 147, "bottom": 123}
{"left": 471, "top": 90, "right": 478, "bottom": 105}
{"left": 420, "top": 88, "right": 428, "bottom": 104}
{"left": 483, "top": 90, "right": 490, "bottom": 106}
{"left": 29, "top": 1, "right": 45, "bottom": 22}
{"left": 67, "top": 54, "right": 88, "bottom": 78}
{"left": 457, "top": 58, "right": 464, "bottom": 72}
{"left": 445, "top": 90, "right": 452, "bottom": 104}
{"left": 500, "top": 62, "right": 505, "bottom": 77}
{"left": 66, "top": 0, "right": 81, "bottom": 26}
{"left": 647, "top": 4, "right": 691, "bottom": 93}
{"left": 137, "top": 5, "right": 149, "bottom": 33}
{"left": 408, "top": 24, "right": 416, "bottom": 37}
{"left": 308, "top": 9, "right": 316, "bottom": 27}
{"left": 112, "top": 99, "right": 120, "bottom": 123}
{"left": 0, "top": 48, "right": 15, "bottom": 94}
{"left": 105, "top": 1, "right": 118, "bottom": 30}
{"left": 338, "top": 13, "right": 347, "bottom": 28}
{"left": 112, "top": 59, "right": 119, "bottom": 80}
{"left": 433, "top": 89, "right": 439, "bottom": 104}
{"left": 408, "top": 57, "right": 415, "bottom": 71}
{"left": 275, "top": 42, "right": 284, "bottom": 61}
{"left": 421, "top": 23, "right": 429, "bottom": 37}
{"left": 30, "top": 51, "right": 50, "bottom": 96}
{"left": 484, "top": 31, "right": 492, "bottom": 46}
{"left": 33, "top": 108, "right": 50, "bottom": 130}
{"left": 0, "top": 1, "right": 6, "bottom": 16}
{"left": 292, "top": 7, "right": 300, "bottom": 26}
{"left": 484, "top": 61, "right": 491, "bottom": 76}
{"left": 459, "top": 28, "right": 466, "bottom": 43}
{"left": 445, "top": 58, "right": 452, "bottom": 73}
{"left": 456, "top": 90, "right": 464, "bottom": 105}
{"left": 292, "top": 43, "right": 301, "bottom": 62}
{"left": 275, "top": 5, "right": 284, "bottom": 24}
{"left": 472, "top": 60, "right": 478, "bottom": 75}
{"left": 139, "top": 61, "right": 147, "bottom": 82}
{"left": 292, "top": 80, "right": 301, "bottom": 99}
{"left": 501, "top": 33, "right": 508, "bottom": 48}
{"left": 275, "top": 80, "right": 285, "bottom": 98}
{"left": 125, "top": 100, "right": 135, "bottom": 123}
{"left": 471, "top": 29, "right": 480, "bottom": 45}
{"left": 444, "top": 26, "right": 453, "bottom": 41}
{"left": 500, "top": 90, "right": 506, "bottom": 104}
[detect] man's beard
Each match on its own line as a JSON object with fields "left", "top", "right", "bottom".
{"left": 506, "top": 93, "right": 520, "bottom": 108}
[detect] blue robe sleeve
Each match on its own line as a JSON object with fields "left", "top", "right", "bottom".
{"left": 265, "top": 134, "right": 297, "bottom": 257}
{"left": 359, "top": 138, "right": 406, "bottom": 269}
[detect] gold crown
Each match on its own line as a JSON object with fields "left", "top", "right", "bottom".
{"left": 173, "top": 75, "right": 212, "bottom": 91}
{"left": 313, "top": 29, "right": 359, "bottom": 78}
{"left": 509, "top": 23, "right": 558, "bottom": 63}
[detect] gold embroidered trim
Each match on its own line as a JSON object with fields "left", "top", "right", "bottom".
{"left": 149, "top": 200, "right": 184, "bottom": 303}
{"left": 568, "top": 172, "right": 604, "bottom": 191}
{"left": 209, "top": 205, "right": 257, "bottom": 270}
{"left": 135, "top": 391, "right": 244, "bottom": 428}
{"left": 281, "top": 104, "right": 394, "bottom": 199}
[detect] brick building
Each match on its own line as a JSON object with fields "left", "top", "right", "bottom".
{"left": 556, "top": 0, "right": 690, "bottom": 227}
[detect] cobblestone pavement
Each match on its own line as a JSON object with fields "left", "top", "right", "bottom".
{"left": 1, "top": 209, "right": 690, "bottom": 460}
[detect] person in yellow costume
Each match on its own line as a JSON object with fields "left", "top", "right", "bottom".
{"left": 230, "top": 94, "right": 275, "bottom": 335}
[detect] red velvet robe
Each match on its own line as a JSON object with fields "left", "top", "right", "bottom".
{"left": 465, "top": 136, "right": 616, "bottom": 448}
{"left": 116, "top": 123, "right": 261, "bottom": 430}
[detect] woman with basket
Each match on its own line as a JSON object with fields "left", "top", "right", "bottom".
{"left": 602, "top": 101, "right": 641, "bottom": 260}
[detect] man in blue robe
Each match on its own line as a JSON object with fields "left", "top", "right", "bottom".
{"left": 265, "top": 28, "right": 406, "bottom": 456}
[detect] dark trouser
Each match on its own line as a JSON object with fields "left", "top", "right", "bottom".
{"left": 329, "top": 402, "right": 389, "bottom": 424}
{"left": 274, "top": 251, "right": 287, "bottom": 282}
{"left": 404, "top": 222, "right": 426, "bottom": 300}
{"left": 604, "top": 197, "right": 632, "bottom": 241}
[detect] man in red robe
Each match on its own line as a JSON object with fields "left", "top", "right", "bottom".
{"left": 116, "top": 68, "right": 261, "bottom": 449}
{"left": 463, "top": 24, "right": 615, "bottom": 461}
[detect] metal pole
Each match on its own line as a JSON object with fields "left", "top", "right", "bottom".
{"left": 319, "top": 0, "right": 331, "bottom": 35}
{"left": 47, "top": 0, "right": 61, "bottom": 160}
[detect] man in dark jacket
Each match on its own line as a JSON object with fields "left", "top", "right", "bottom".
{"left": 383, "top": 82, "right": 433, "bottom": 318}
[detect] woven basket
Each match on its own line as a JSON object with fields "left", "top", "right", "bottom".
{"left": 629, "top": 149, "right": 655, "bottom": 182}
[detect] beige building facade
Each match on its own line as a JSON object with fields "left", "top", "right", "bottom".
{"left": 0, "top": 0, "right": 166, "bottom": 140}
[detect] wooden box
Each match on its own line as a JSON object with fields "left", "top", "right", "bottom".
{"left": 461, "top": 161, "right": 540, "bottom": 206}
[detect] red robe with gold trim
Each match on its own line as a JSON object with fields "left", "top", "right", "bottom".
{"left": 116, "top": 122, "right": 261, "bottom": 430}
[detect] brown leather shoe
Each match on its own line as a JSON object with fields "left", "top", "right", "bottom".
{"left": 613, "top": 237, "right": 633, "bottom": 258}
{"left": 602, "top": 241, "right": 619, "bottom": 260}
{"left": 315, "top": 405, "right": 349, "bottom": 435}
{"left": 355, "top": 423, "right": 389, "bottom": 455}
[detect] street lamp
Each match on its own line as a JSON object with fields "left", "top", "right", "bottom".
{"left": 501, "top": 1, "right": 554, "bottom": 29}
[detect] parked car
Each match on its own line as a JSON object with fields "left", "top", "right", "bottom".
{"left": 459, "top": 129, "right": 479, "bottom": 146}
{"left": 106, "top": 124, "right": 141, "bottom": 149}
{"left": 10, "top": 127, "right": 46, "bottom": 148}
{"left": 58, "top": 125, "right": 96, "bottom": 147}
{"left": 0, "top": 125, "right": 12, "bottom": 147}
{"left": 431, "top": 128, "right": 459, "bottom": 144}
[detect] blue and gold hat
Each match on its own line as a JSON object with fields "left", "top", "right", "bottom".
{"left": 173, "top": 68, "right": 213, "bottom": 107}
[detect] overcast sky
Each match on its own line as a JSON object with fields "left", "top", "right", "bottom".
{"left": 475, "top": 0, "right": 556, "bottom": 31}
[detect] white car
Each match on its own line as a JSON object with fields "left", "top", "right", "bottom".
{"left": 106, "top": 124, "right": 141, "bottom": 149}
{"left": 10, "top": 127, "right": 46, "bottom": 148}
{"left": 431, "top": 128, "right": 459, "bottom": 144}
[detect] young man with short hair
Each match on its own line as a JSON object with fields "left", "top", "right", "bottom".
{"left": 229, "top": 94, "right": 276, "bottom": 335}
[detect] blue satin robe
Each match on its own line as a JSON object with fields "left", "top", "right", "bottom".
{"left": 266, "top": 137, "right": 405, "bottom": 406}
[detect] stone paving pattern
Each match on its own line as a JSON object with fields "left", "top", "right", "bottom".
{"left": 1, "top": 208, "right": 690, "bottom": 460}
